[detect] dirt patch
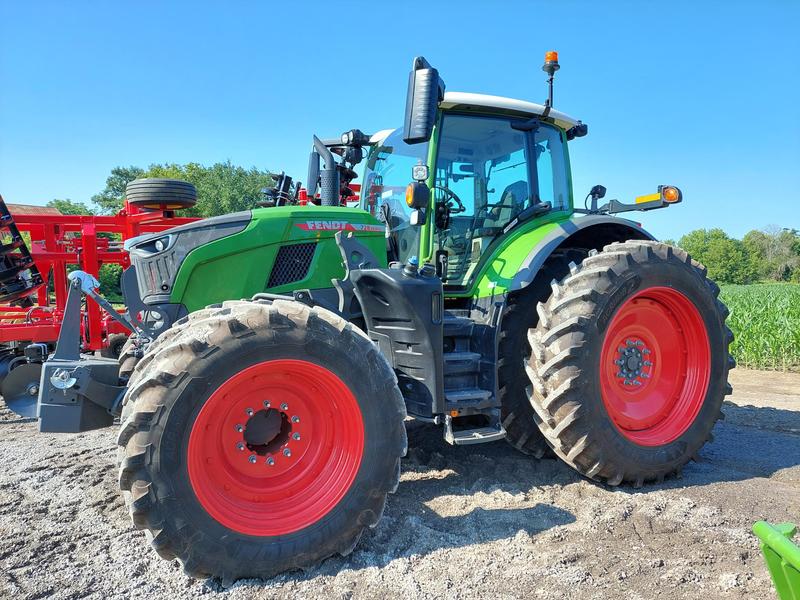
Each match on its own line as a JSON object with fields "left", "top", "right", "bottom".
{"left": 0, "top": 368, "right": 797, "bottom": 599}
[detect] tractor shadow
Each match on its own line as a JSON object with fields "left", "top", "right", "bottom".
{"left": 222, "top": 402, "right": 800, "bottom": 589}
{"left": 670, "top": 401, "right": 800, "bottom": 487}
{"left": 219, "top": 422, "right": 576, "bottom": 591}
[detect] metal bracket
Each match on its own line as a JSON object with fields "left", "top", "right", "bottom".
{"left": 332, "top": 231, "right": 383, "bottom": 315}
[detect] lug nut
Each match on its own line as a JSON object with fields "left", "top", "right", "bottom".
{"left": 236, "top": 442, "right": 245, "bottom": 451}
{"left": 266, "top": 457, "right": 275, "bottom": 466}
{"left": 248, "top": 454, "right": 257, "bottom": 463}
{"left": 292, "top": 432, "right": 301, "bottom": 441}
{"left": 644, "top": 360, "right": 653, "bottom": 366}
{"left": 280, "top": 403, "right": 289, "bottom": 411}
{"left": 291, "top": 415, "right": 300, "bottom": 423}
{"left": 283, "top": 448, "right": 292, "bottom": 457}
{"left": 263, "top": 400, "right": 271, "bottom": 408}
{"left": 245, "top": 407, "right": 254, "bottom": 416}
{"left": 235, "top": 424, "right": 243, "bottom": 433}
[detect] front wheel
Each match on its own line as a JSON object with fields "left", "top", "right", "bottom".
{"left": 527, "top": 241, "right": 734, "bottom": 486}
{"left": 117, "top": 299, "right": 406, "bottom": 581}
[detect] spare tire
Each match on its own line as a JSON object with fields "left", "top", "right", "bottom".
{"left": 125, "top": 178, "right": 197, "bottom": 210}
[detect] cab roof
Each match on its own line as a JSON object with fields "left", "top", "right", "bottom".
{"left": 440, "top": 91, "right": 579, "bottom": 132}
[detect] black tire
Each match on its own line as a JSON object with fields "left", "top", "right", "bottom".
{"left": 527, "top": 241, "right": 734, "bottom": 486}
{"left": 100, "top": 333, "right": 128, "bottom": 360}
{"left": 117, "top": 299, "right": 407, "bottom": 581}
{"left": 117, "top": 336, "right": 138, "bottom": 383}
{"left": 499, "top": 249, "right": 587, "bottom": 457}
{"left": 125, "top": 178, "right": 197, "bottom": 210}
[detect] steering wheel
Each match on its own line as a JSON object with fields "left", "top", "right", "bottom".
{"left": 435, "top": 186, "right": 467, "bottom": 214}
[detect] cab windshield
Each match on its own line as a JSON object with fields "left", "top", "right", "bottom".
{"left": 361, "top": 129, "right": 428, "bottom": 264}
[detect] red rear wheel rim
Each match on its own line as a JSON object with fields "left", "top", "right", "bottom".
{"left": 187, "top": 359, "right": 364, "bottom": 536}
{"left": 599, "top": 286, "right": 710, "bottom": 446}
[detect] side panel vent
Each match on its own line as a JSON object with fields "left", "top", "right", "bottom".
{"left": 267, "top": 242, "right": 317, "bottom": 288}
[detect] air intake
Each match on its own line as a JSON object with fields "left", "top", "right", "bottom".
{"left": 267, "top": 243, "right": 317, "bottom": 288}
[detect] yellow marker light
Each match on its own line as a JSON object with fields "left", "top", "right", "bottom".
{"left": 662, "top": 186, "right": 682, "bottom": 203}
{"left": 405, "top": 184, "right": 415, "bottom": 207}
{"left": 545, "top": 50, "right": 559, "bottom": 62}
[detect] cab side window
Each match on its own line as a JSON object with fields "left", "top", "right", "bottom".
{"left": 534, "top": 125, "right": 570, "bottom": 211}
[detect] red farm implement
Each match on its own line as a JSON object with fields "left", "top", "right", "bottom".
{"left": 0, "top": 193, "right": 197, "bottom": 416}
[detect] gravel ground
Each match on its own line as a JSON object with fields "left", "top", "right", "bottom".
{"left": 0, "top": 368, "right": 798, "bottom": 599}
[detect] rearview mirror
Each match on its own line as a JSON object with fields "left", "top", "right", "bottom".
{"left": 403, "top": 56, "right": 445, "bottom": 145}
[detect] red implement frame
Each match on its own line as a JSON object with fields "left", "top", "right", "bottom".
{"left": 0, "top": 198, "right": 198, "bottom": 351}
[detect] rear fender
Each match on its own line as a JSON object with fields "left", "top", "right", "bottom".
{"left": 509, "top": 215, "right": 654, "bottom": 292}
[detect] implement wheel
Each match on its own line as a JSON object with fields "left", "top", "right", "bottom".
{"left": 527, "top": 241, "right": 734, "bottom": 486}
{"left": 125, "top": 178, "right": 197, "bottom": 211}
{"left": 117, "top": 299, "right": 406, "bottom": 581}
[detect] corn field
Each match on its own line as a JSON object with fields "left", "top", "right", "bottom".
{"left": 719, "top": 283, "right": 800, "bottom": 371}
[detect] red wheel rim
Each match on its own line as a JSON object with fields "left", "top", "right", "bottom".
{"left": 187, "top": 359, "right": 364, "bottom": 536}
{"left": 599, "top": 287, "right": 710, "bottom": 446}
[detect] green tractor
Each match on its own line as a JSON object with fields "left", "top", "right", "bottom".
{"left": 36, "top": 52, "right": 733, "bottom": 581}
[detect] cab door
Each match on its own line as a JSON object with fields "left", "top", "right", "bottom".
{"left": 432, "top": 112, "right": 571, "bottom": 291}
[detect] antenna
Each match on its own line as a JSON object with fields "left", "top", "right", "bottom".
{"left": 541, "top": 50, "right": 560, "bottom": 118}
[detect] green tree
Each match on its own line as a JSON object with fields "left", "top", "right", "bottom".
{"left": 92, "top": 162, "right": 273, "bottom": 217}
{"left": 98, "top": 263, "right": 123, "bottom": 303}
{"left": 46, "top": 198, "right": 94, "bottom": 215}
{"left": 142, "top": 161, "right": 273, "bottom": 217}
{"left": 92, "top": 166, "right": 145, "bottom": 213}
{"left": 678, "top": 228, "right": 755, "bottom": 284}
{"left": 742, "top": 227, "right": 800, "bottom": 282}
{"left": 742, "top": 229, "right": 771, "bottom": 280}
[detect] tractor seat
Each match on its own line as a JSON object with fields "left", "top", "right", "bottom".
{"left": 489, "top": 180, "right": 529, "bottom": 223}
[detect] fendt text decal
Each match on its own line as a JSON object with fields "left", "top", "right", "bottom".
{"left": 295, "top": 221, "right": 384, "bottom": 232}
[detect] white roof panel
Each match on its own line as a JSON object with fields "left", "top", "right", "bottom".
{"left": 440, "top": 91, "right": 579, "bottom": 131}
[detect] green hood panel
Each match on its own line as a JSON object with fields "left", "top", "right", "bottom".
{"left": 170, "top": 206, "right": 386, "bottom": 312}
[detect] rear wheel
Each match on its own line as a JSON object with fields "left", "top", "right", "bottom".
{"left": 117, "top": 299, "right": 406, "bottom": 581}
{"left": 527, "top": 241, "right": 734, "bottom": 486}
{"left": 499, "top": 249, "right": 587, "bottom": 457}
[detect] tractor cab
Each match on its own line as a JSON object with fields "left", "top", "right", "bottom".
{"left": 361, "top": 94, "right": 579, "bottom": 289}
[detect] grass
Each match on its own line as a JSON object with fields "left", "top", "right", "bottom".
{"left": 719, "top": 283, "right": 800, "bottom": 371}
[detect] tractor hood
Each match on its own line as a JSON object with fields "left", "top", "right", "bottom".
{"left": 126, "top": 211, "right": 252, "bottom": 305}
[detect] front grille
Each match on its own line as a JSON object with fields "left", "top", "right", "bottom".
{"left": 267, "top": 243, "right": 317, "bottom": 288}
{"left": 130, "top": 250, "right": 178, "bottom": 300}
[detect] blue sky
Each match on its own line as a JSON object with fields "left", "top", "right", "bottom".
{"left": 1, "top": 1, "right": 797, "bottom": 240}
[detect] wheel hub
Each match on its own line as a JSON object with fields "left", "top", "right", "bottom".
{"left": 235, "top": 405, "right": 297, "bottom": 464}
{"left": 614, "top": 338, "right": 653, "bottom": 386}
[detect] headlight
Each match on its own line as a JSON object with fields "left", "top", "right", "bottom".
{"left": 154, "top": 237, "right": 169, "bottom": 252}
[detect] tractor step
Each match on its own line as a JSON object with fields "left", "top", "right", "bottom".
{"left": 443, "top": 351, "right": 481, "bottom": 375}
{"left": 444, "top": 387, "right": 493, "bottom": 409}
{"left": 443, "top": 315, "right": 474, "bottom": 338}
{"left": 444, "top": 414, "right": 506, "bottom": 445}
